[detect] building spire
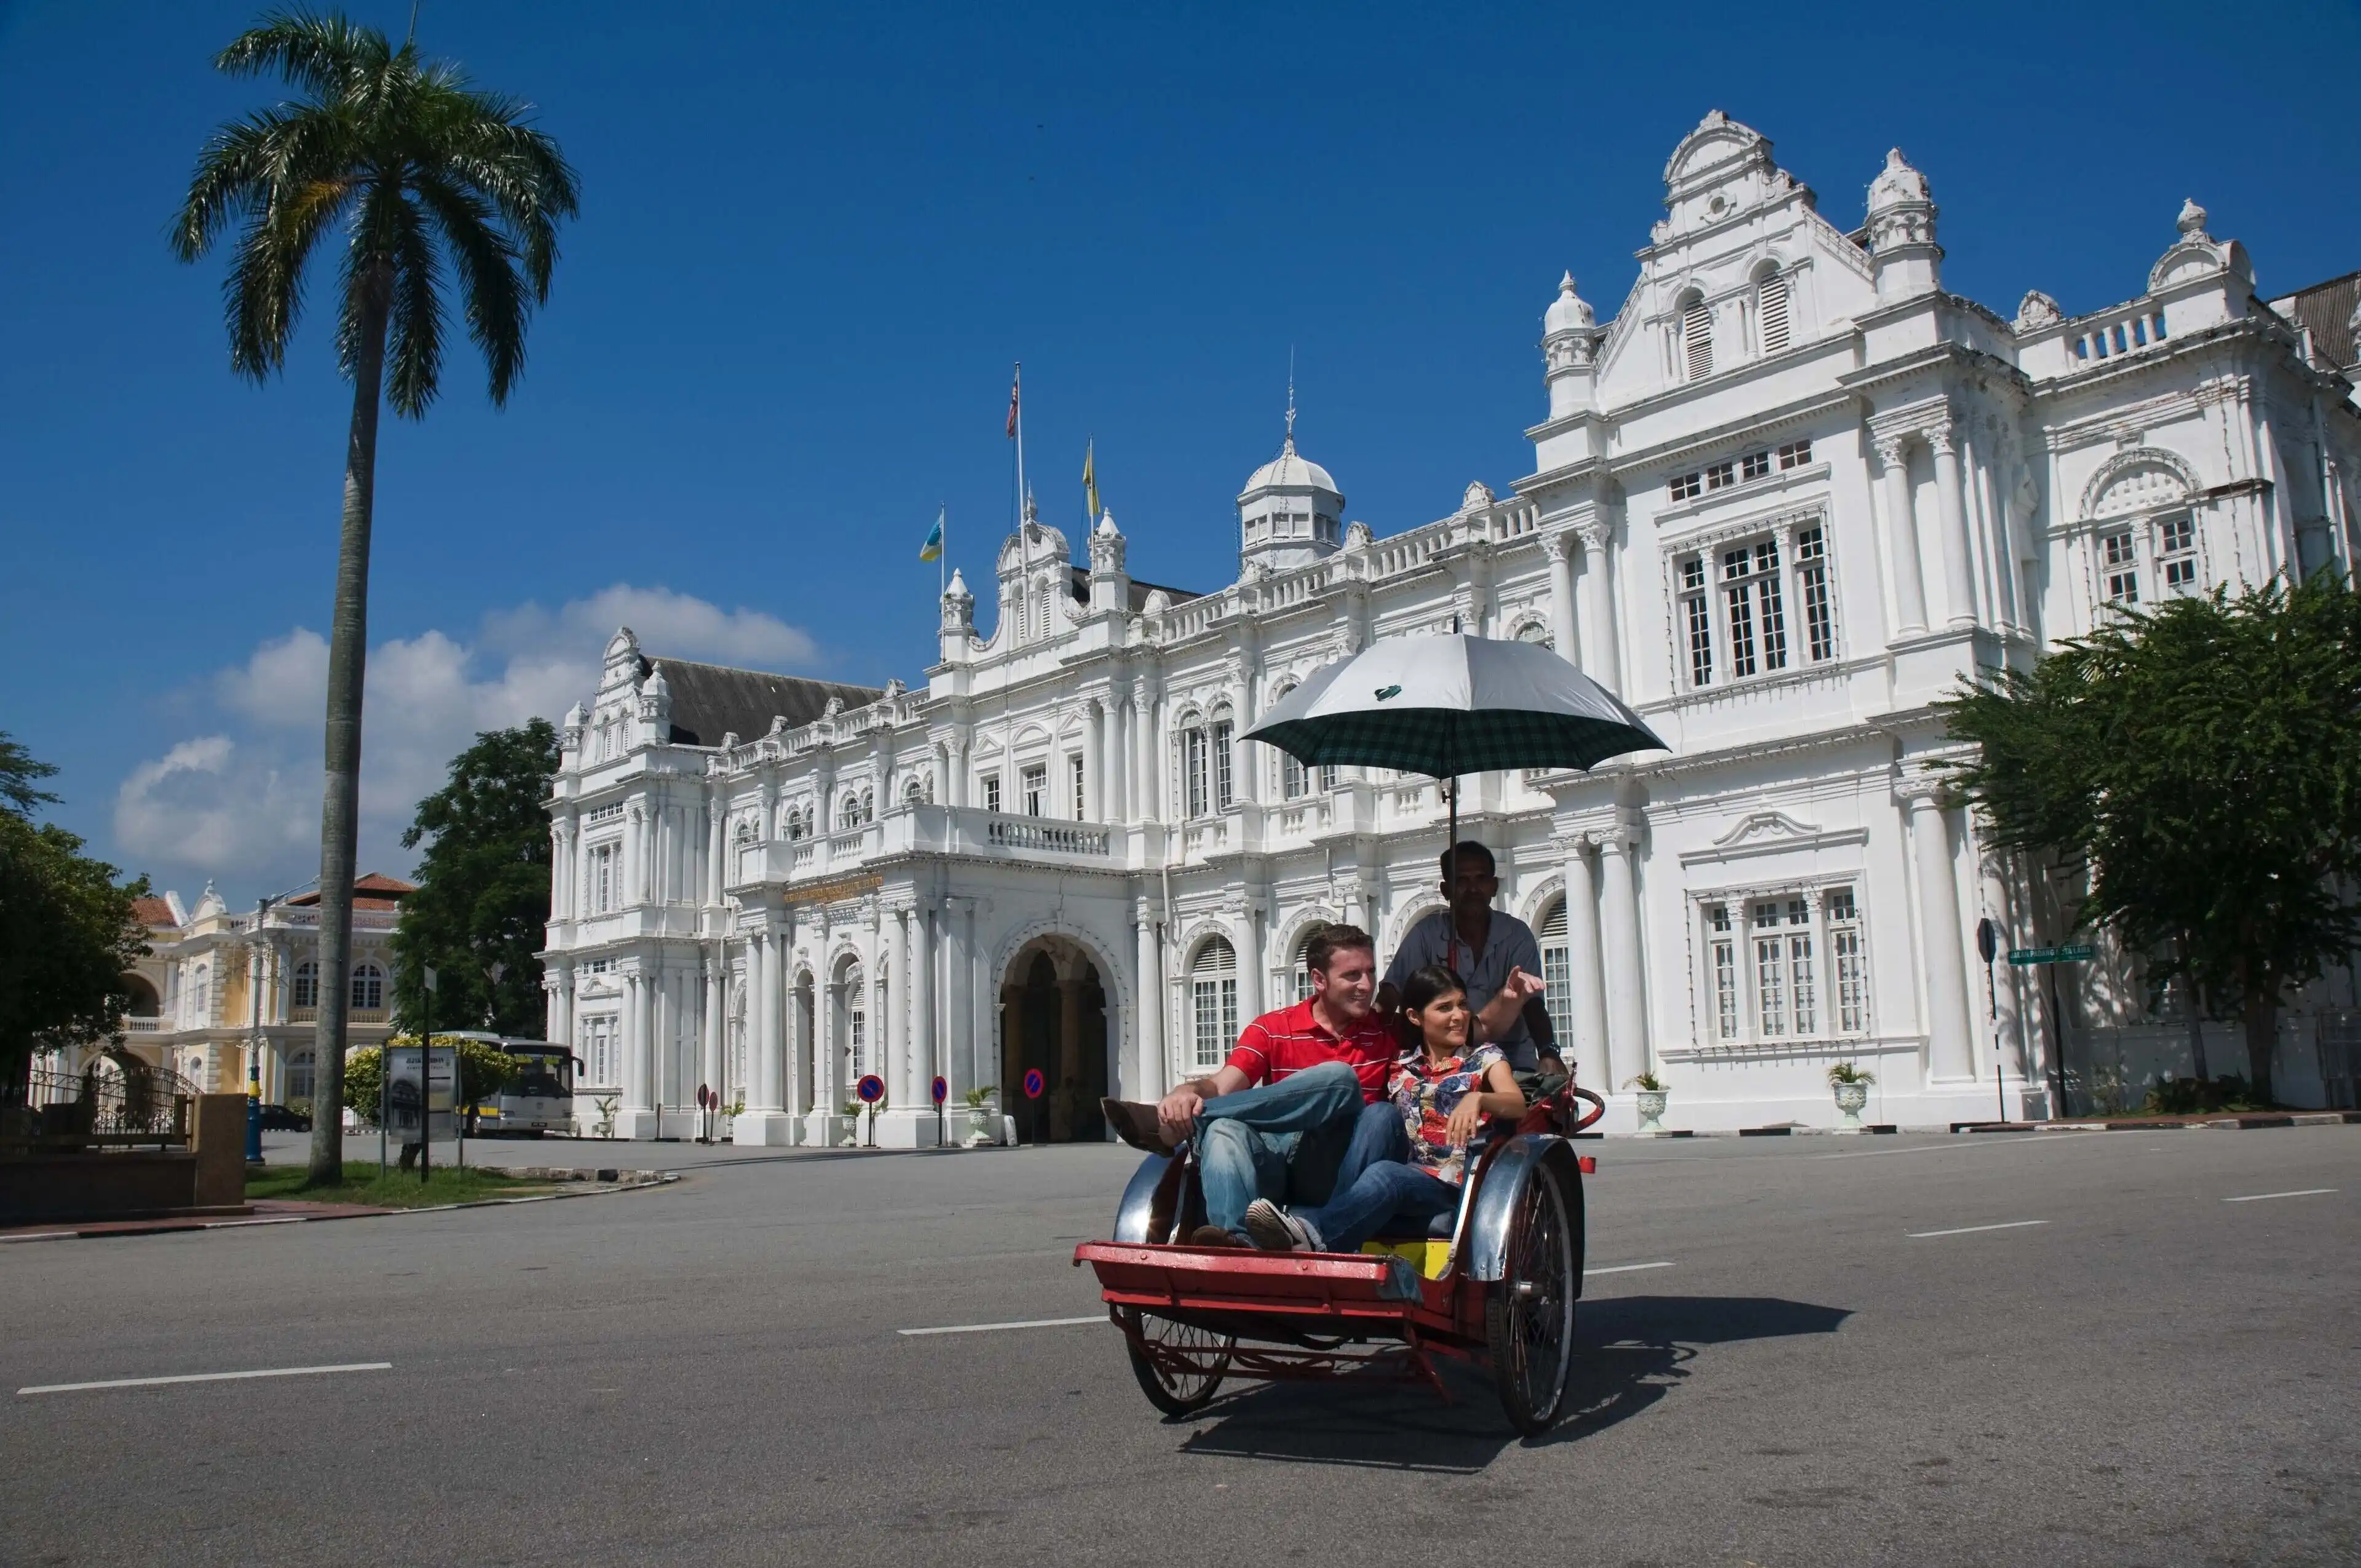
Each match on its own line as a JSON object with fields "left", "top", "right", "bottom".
{"left": 1284, "top": 347, "right": 1297, "bottom": 454}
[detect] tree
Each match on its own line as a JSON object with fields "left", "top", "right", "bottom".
{"left": 0, "top": 734, "right": 150, "bottom": 1112}
{"left": 343, "top": 1035, "right": 518, "bottom": 1125}
{"left": 1940, "top": 573, "right": 2361, "bottom": 1106}
{"left": 172, "top": 12, "right": 577, "bottom": 1183}
{"left": 390, "top": 720, "right": 560, "bottom": 1042}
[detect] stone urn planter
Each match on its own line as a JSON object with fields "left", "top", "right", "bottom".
{"left": 1827, "top": 1064, "right": 1875, "bottom": 1133}
{"left": 963, "top": 1096, "right": 1001, "bottom": 1148}
{"left": 1627, "top": 1075, "right": 1669, "bottom": 1134}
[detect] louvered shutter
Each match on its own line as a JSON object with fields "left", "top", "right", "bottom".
{"left": 1683, "top": 301, "right": 1714, "bottom": 379}
{"left": 1758, "top": 274, "right": 1790, "bottom": 354}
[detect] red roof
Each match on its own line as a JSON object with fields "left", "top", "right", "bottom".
{"left": 287, "top": 873, "right": 419, "bottom": 908}
{"left": 131, "top": 896, "right": 178, "bottom": 929}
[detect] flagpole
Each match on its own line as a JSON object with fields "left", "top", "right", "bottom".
{"left": 1015, "top": 363, "right": 1027, "bottom": 518}
{"left": 939, "top": 504, "right": 946, "bottom": 599}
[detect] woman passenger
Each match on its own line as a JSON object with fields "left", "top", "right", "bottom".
{"left": 1242, "top": 964, "right": 1525, "bottom": 1253}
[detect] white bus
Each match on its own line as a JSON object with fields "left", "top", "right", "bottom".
{"left": 448, "top": 1033, "right": 577, "bottom": 1137}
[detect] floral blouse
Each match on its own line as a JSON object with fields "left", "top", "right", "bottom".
{"left": 1389, "top": 1043, "right": 1507, "bottom": 1186}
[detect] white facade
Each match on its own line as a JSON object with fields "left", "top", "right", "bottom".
{"left": 543, "top": 113, "right": 2361, "bottom": 1139}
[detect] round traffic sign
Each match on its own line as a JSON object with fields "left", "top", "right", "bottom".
{"left": 930, "top": 1075, "right": 948, "bottom": 1106}
{"left": 1021, "top": 1067, "right": 1046, "bottom": 1100}
{"left": 856, "top": 1074, "right": 886, "bottom": 1104}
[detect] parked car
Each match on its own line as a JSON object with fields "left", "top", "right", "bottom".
{"left": 256, "top": 1103, "right": 312, "bottom": 1131}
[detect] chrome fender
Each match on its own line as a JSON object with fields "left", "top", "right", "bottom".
{"left": 1113, "top": 1150, "right": 1174, "bottom": 1243}
{"left": 1461, "top": 1133, "right": 1586, "bottom": 1284}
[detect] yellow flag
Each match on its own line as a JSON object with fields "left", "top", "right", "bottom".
{"left": 1083, "top": 439, "right": 1099, "bottom": 524}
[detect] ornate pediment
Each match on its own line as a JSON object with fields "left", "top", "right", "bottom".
{"left": 1681, "top": 809, "right": 1869, "bottom": 868}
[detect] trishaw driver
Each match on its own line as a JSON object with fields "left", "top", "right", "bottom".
{"left": 1101, "top": 925, "right": 1404, "bottom": 1247}
{"left": 1382, "top": 841, "right": 1564, "bottom": 1076}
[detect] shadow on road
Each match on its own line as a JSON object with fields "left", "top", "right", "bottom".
{"left": 1171, "top": 1295, "right": 1851, "bottom": 1471}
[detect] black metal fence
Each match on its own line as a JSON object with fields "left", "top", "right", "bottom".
{"left": 3, "top": 1056, "right": 197, "bottom": 1152}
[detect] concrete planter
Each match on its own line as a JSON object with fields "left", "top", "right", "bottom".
{"left": 1634, "top": 1088, "right": 1669, "bottom": 1134}
{"left": 1832, "top": 1080, "right": 1870, "bottom": 1131}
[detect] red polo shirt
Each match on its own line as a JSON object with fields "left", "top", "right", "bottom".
{"left": 1225, "top": 997, "right": 1399, "bottom": 1103}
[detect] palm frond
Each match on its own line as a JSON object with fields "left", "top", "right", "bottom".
{"left": 214, "top": 9, "right": 386, "bottom": 99}
{"left": 384, "top": 196, "right": 446, "bottom": 418}
{"left": 412, "top": 173, "right": 526, "bottom": 404}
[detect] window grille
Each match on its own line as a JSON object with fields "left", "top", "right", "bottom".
{"left": 1022, "top": 764, "right": 1048, "bottom": 818}
{"left": 1758, "top": 272, "right": 1791, "bottom": 354}
{"left": 1283, "top": 753, "right": 1307, "bottom": 800}
{"left": 1796, "top": 528, "right": 1835, "bottom": 662}
{"left": 1184, "top": 729, "right": 1208, "bottom": 818}
{"left": 983, "top": 774, "right": 1002, "bottom": 814}
{"left": 1670, "top": 470, "right": 1703, "bottom": 501}
{"left": 292, "top": 961, "right": 318, "bottom": 1009}
{"left": 1212, "top": 721, "right": 1235, "bottom": 810}
{"left": 845, "top": 970, "right": 866, "bottom": 1075}
{"left": 287, "top": 1049, "right": 315, "bottom": 1102}
{"left": 2158, "top": 515, "right": 2197, "bottom": 591}
{"left": 1538, "top": 898, "right": 1572, "bottom": 1042}
{"left": 1683, "top": 299, "right": 1714, "bottom": 379}
{"left": 1681, "top": 556, "right": 1714, "bottom": 687}
{"left": 1709, "top": 905, "right": 1738, "bottom": 1041}
{"left": 1320, "top": 764, "right": 1339, "bottom": 792}
{"left": 1190, "top": 938, "right": 1239, "bottom": 1069}
{"left": 1706, "top": 461, "right": 1736, "bottom": 491}
{"left": 350, "top": 964, "right": 383, "bottom": 1011}
{"left": 1742, "top": 449, "right": 1771, "bottom": 482}
{"left": 1778, "top": 439, "right": 1813, "bottom": 470}
{"left": 1751, "top": 903, "right": 1787, "bottom": 1036}
{"left": 1786, "top": 898, "right": 1817, "bottom": 1035}
{"left": 1829, "top": 887, "right": 1867, "bottom": 1032}
{"left": 1070, "top": 754, "right": 1086, "bottom": 820}
{"left": 2102, "top": 531, "right": 2140, "bottom": 604}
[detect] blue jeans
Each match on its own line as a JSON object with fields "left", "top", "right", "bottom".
{"left": 1196, "top": 1061, "right": 1406, "bottom": 1237}
{"left": 1292, "top": 1160, "right": 1461, "bottom": 1255}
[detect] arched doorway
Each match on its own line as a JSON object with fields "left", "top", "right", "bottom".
{"left": 1000, "top": 938, "right": 1109, "bottom": 1144}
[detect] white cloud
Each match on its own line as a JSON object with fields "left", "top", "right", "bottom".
{"left": 113, "top": 584, "right": 822, "bottom": 897}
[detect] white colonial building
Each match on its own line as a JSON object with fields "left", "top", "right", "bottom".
{"left": 542, "top": 113, "right": 2361, "bottom": 1141}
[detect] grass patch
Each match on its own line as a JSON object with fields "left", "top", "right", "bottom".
{"left": 245, "top": 1163, "right": 555, "bottom": 1210}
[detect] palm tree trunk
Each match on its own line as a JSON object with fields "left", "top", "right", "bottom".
{"left": 2240, "top": 984, "right": 2278, "bottom": 1109}
{"left": 306, "top": 271, "right": 391, "bottom": 1186}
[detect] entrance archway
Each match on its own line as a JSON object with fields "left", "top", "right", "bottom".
{"left": 1000, "top": 937, "right": 1109, "bottom": 1143}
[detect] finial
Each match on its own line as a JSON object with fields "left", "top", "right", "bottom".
{"left": 1284, "top": 347, "right": 1297, "bottom": 452}
{"left": 2176, "top": 197, "right": 2208, "bottom": 238}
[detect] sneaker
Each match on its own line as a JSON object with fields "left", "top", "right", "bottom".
{"left": 1243, "top": 1198, "right": 1317, "bottom": 1252}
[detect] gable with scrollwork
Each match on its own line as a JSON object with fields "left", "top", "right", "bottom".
{"left": 2080, "top": 447, "right": 2199, "bottom": 521}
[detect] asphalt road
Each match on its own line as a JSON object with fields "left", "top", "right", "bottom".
{"left": 7, "top": 1127, "right": 2357, "bottom": 1567}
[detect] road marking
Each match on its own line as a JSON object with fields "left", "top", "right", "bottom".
{"left": 1817, "top": 1134, "right": 2060, "bottom": 1160}
{"left": 1584, "top": 1261, "right": 1675, "bottom": 1276}
{"left": 2222, "top": 1188, "right": 2337, "bottom": 1203}
{"left": 18, "top": 1362, "right": 392, "bottom": 1396}
{"left": 898, "top": 1315, "right": 1105, "bottom": 1337}
{"left": 1906, "top": 1220, "right": 2049, "bottom": 1239}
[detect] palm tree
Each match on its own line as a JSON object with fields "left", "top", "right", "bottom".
{"left": 172, "top": 11, "right": 577, "bottom": 1183}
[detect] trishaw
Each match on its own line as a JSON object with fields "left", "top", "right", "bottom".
{"left": 1074, "top": 1079, "right": 1607, "bottom": 1435}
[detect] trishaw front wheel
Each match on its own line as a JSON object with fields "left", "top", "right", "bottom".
{"left": 1120, "top": 1307, "right": 1233, "bottom": 1416}
{"left": 1485, "top": 1165, "right": 1577, "bottom": 1436}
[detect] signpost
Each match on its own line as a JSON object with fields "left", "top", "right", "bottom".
{"left": 931, "top": 1074, "right": 948, "bottom": 1150}
{"left": 1977, "top": 918, "right": 2004, "bottom": 1124}
{"left": 856, "top": 1073, "right": 885, "bottom": 1147}
{"left": 2007, "top": 944, "right": 2095, "bottom": 966}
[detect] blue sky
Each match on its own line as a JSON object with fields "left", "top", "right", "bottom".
{"left": 4, "top": 0, "right": 2358, "bottom": 908}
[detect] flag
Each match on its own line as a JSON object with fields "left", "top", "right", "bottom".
{"left": 919, "top": 506, "right": 943, "bottom": 563}
{"left": 1005, "top": 366, "right": 1020, "bottom": 438}
{"left": 1083, "top": 439, "right": 1099, "bottom": 523}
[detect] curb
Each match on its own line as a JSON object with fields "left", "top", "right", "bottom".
{"left": 0, "top": 1171, "right": 678, "bottom": 1245}
{"left": 1951, "top": 1112, "right": 2360, "bottom": 1133}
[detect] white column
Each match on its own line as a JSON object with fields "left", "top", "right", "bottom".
{"left": 1134, "top": 900, "right": 1164, "bottom": 1101}
{"left": 1136, "top": 695, "right": 1160, "bottom": 823}
{"left": 1576, "top": 525, "right": 1622, "bottom": 692}
{"left": 701, "top": 952, "right": 723, "bottom": 1105}
{"left": 1907, "top": 785, "right": 1977, "bottom": 1082}
{"left": 623, "top": 971, "right": 650, "bottom": 1117}
{"left": 705, "top": 796, "right": 725, "bottom": 906}
{"left": 1931, "top": 423, "right": 1976, "bottom": 628}
{"left": 1082, "top": 698, "right": 1102, "bottom": 822}
{"left": 755, "top": 934, "right": 783, "bottom": 1112}
{"left": 940, "top": 898, "right": 969, "bottom": 1099}
{"left": 1545, "top": 531, "right": 1580, "bottom": 666}
{"left": 912, "top": 900, "right": 936, "bottom": 1103}
{"left": 886, "top": 905, "right": 911, "bottom": 1102}
{"left": 550, "top": 818, "right": 573, "bottom": 922}
{"left": 1238, "top": 901, "right": 1265, "bottom": 1024}
{"left": 1598, "top": 826, "right": 1647, "bottom": 1088}
{"left": 1560, "top": 837, "right": 1608, "bottom": 1091}
{"left": 1106, "top": 692, "right": 1128, "bottom": 825}
{"left": 547, "top": 960, "right": 574, "bottom": 1051}
{"left": 1879, "top": 435, "right": 1930, "bottom": 635}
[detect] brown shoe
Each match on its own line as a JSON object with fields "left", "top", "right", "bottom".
{"left": 1102, "top": 1097, "right": 1175, "bottom": 1154}
{"left": 1186, "top": 1224, "right": 1241, "bottom": 1249}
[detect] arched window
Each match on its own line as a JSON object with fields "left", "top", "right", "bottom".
{"left": 1179, "top": 716, "right": 1210, "bottom": 818}
{"left": 1188, "top": 937, "right": 1239, "bottom": 1069}
{"left": 1514, "top": 620, "right": 1552, "bottom": 650}
{"left": 736, "top": 818, "right": 757, "bottom": 849}
{"left": 842, "top": 964, "right": 868, "bottom": 1077}
{"left": 861, "top": 788, "right": 876, "bottom": 823}
{"left": 291, "top": 960, "right": 318, "bottom": 1009}
{"left": 1678, "top": 291, "right": 1713, "bottom": 381}
{"left": 1537, "top": 898, "right": 1572, "bottom": 1045}
{"left": 1282, "top": 753, "right": 1308, "bottom": 800}
{"left": 190, "top": 964, "right": 210, "bottom": 1021}
{"left": 1756, "top": 269, "right": 1791, "bottom": 355}
{"left": 1289, "top": 927, "right": 1326, "bottom": 1003}
{"left": 287, "top": 1048, "right": 315, "bottom": 1103}
{"left": 838, "top": 793, "right": 861, "bottom": 831}
{"left": 122, "top": 973, "right": 160, "bottom": 1018}
{"left": 1209, "top": 709, "right": 1235, "bottom": 811}
{"left": 350, "top": 962, "right": 384, "bottom": 1011}
{"left": 903, "top": 775, "right": 927, "bottom": 805}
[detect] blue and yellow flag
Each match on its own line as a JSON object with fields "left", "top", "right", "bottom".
{"left": 919, "top": 505, "right": 944, "bottom": 562}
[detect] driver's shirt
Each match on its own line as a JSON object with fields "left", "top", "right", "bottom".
{"left": 1224, "top": 999, "right": 1397, "bottom": 1103}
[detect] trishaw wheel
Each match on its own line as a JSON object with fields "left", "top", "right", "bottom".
{"left": 1120, "top": 1307, "right": 1233, "bottom": 1416}
{"left": 1485, "top": 1166, "right": 1577, "bottom": 1437}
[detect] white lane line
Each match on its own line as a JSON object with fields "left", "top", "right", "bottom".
{"left": 1906, "top": 1220, "right": 2050, "bottom": 1239}
{"left": 1818, "top": 1134, "right": 2060, "bottom": 1160}
{"left": 898, "top": 1315, "right": 1105, "bottom": 1337}
{"left": 18, "top": 1362, "right": 391, "bottom": 1396}
{"left": 2223, "top": 1188, "right": 2338, "bottom": 1203}
{"left": 1584, "top": 1261, "right": 1675, "bottom": 1276}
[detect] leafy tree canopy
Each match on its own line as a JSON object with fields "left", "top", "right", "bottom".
{"left": 1939, "top": 572, "right": 2361, "bottom": 1104}
{"left": 390, "top": 719, "right": 560, "bottom": 1041}
{"left": 0, "top": 733, "right": 149, "bottom": 1106}
{"left": 342, "top": 1035, "right": 518, "bottom": 1119}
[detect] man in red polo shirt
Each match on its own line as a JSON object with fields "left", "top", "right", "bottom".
{"left": 1102, "top": 924, "right": 1403, "bottom": 1246}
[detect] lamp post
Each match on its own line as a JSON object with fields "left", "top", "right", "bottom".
{"left": 245, "top": 896, "right": 272, "bottom": 1164}
{"left": 419, "top": 965, "right": 437, "bottom": 1184}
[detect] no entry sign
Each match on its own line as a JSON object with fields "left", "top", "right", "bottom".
{"left": 1022, "top": 1067, "right": 1046, "bottom": 1100}
{"left": 856, "top": 1074, "right": 886, "bottom": 1104}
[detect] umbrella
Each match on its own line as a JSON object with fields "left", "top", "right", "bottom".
{"left": 1242, "top": 633, "right": 1667, "bottom": 857}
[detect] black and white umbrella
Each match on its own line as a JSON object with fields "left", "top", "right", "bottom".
{"left": 1243, "top": 633, "right": 1666, "bottom": 850}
